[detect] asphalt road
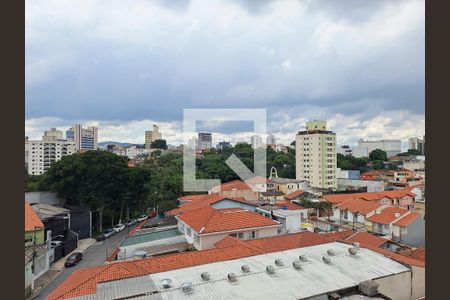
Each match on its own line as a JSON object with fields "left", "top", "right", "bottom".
{"left": 33, "top": 227, "right": 134, "bottom": 300}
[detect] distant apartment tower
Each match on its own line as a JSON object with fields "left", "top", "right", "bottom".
{"left": 251, "top": 135, "right": 263, "bottom": 149}
{"left": 217, "top": 141, "right": 231, "bottom": 151}
{"left": 145, "top": 125, "right": 162, "bottom": 149}
{"left": 66, "top": 124, "right": 98, "bottom": 151}
{"left": 295, "top": 121, "right": 337, "bottom": 190}
{"left": 197, "top": 132, "right": 212, "bottom": 150}
{"left": 408, "top": 137, "right": 425, "bottom": 155}
{"left": 266, "top": 134, "right": 276, "bottom": 146}
{"left": 352, "top": 139, "right": 401, "bottom": 158}
{"left": 336, "top": 145, "right": 353, "bottom": 156}
{"left": 26, "top": 128, "right": 76, "bottom": 175}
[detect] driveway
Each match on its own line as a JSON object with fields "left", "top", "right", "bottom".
{"left": 32, "top": 226, "right": 135, "bottom": 300}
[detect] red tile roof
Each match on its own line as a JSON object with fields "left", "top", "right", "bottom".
{"left": 393, "top": 212, "right": 420, "bottom": 227}
{"left": 25, "top": 202, "right": 44, "bottom": 231}
{"left": 322, "top": 189, "right": 416, "bottom": 204}
{"left": 167, "top": 194, "right": 254, "bottom": 216}
{"left": 246, "top": 176, "right": 269, "bottom": 184}
{"left": 212, "top": 179, "right": 253, "bottom": 191}
{"left": 366, "top": 207, "right": 410, "bottom": 225}
{"left": 335, "top": 198, "right": 383, "bottom": 216}
{"left": 344, "top": 231, "right": 388, "bottom": 248}
{"left": 179, "top": 207, "right": 280, "bottom": 234}
{"left": 275, "top": 200, "right": 306, "bottom": 210}
{"left": 405, "top": 247, "right": 425, "bottom": 262}
{"left": 284, "top": 189, "right": 306, "bottom": 200}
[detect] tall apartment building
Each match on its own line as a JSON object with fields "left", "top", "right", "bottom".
{"left": 66, "top": 124, "right": 98, "bottom": 151}
{"left": 408, "top": 137, "right": 425, "bottom": 155}
{"left": 250, "top": 135, "right": 263, "bottom": 149}
{"left": 266, "top": 134, "right": 276, "bottom": 146}
{"left": 197, "top": 132, "right": 212, "bottom": 151}
{"left": 295, "top": 120, "right": 337, "bottom": 190}
{"left": 352, "top": 139, "right": 401, "bottom": 158}
{"left": 145, "top": 125, "right": 162, "bottom": 149}
{"left": 25, "top": 128, "right": 76, "bottom": 175}
{"left": 217, "top": 141, "right": 231, "bottom": 151}
{"left": 336, "top": 145, "right": 353, "bottom": 156}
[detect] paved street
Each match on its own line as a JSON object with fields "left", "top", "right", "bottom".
{"left": 32, "top": 227, "right": 134, "bottom": 300}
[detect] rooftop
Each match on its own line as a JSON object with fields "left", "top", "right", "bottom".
{"left": 83, "top": 242, "right": 410, "bottom": 300}
{"left": 366, "top": 207, "right": 410, "bottom": 225}
{"left": 321, "top": 189, "right": 416, "bottom": 204}
{"left": 393, "top": 212, "right": 421, "bottom": 227}
{"left": 178, "top": 207, "right": 280, "bottom": 234}
{"left": 210, "top": 179, "right": 254, "bottom": 192}
{"left": 31, "top": 203, "right": 70, "bottom": 221}
{"left": 168, "top": 195, "right": 255, "bottom": 216}
{"left": 284, "top": 189, "right": 307, "bottom": 200}
{"left": 25, "top": 202, "right": 44, "bottom": 231}
{"left": 335, "top": 198, "right": 383, "bottom": 216}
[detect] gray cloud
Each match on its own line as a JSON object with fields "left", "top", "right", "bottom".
{"left": 25, "top": 0, "right": 424, "bottom": 143}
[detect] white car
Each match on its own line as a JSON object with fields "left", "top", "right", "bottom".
{"left": 113, "top": 223, "right": 125, "bottom": 232}
{"left": 137, "top": 215, "right": 148, "bottom": 222}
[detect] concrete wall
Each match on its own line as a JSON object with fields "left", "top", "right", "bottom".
{"left": 397, "top": 216, "right": 425, "bottom": 247}
{"left": 118, "top": 234, "right": 186, "bottom": 259}
{"left": 337, "top": 178, "right": 384, "bottom": 192}
{"left": 25, "top": 192, "right": 63, "bottom": 205}
{"left": 199, "top": 226, "right": 279, "bottom": 250}
{"left": 374, "top": 271, "right": 412, "bottom": 300}
{"left": 25, "top": 228, "right": 45, "bottom": 247}
{"left": 411, "top": 266, "right": 425, "bottom": 300}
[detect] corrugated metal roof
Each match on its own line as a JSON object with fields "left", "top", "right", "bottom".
{"left": 84, "top": 242, "right": 410, "bottom": 300}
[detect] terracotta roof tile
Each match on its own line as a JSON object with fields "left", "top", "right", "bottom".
{"left": 344, "top": 232, "right": 388, "bottom": 248}
{"left": 284, "top": 189, "right": 306, "bottom": 200}
{"left": 167, "top": 195, "right": 255, "bottom": 216}
{"left": 393, "top": 212, "right": 421, "bottom": 227}
{"left": 275, "top": 200, "right": 306, "bottom": 210}
{"left": 366, "top": 207, "right": 410, "bottom": 225}
{"left": 211, "top": 179, "right": 253, "bottom": 191}
{"left": 322, "top": 189, "right": 415, "bottom": 204}
{"left": 25, "top": 202, "right": 44, "bottom": 231}
{"left": 335, "top": 198, "right": 383, "bottom": 215}
{"left": 179, "top": 207, "right": 280, "bottom": 234}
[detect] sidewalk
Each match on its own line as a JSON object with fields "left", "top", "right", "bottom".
{"left": 31, "top": 238, "right": 96, "bottom": 297}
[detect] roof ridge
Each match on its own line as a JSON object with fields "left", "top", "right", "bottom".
{"left": 56, "top": 265, "right": 109, "bottom": 299}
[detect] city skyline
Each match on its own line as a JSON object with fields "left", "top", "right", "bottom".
{"left": 26, "top": 0, "right": 424, "bottom": 148}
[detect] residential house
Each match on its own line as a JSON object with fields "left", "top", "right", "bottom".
{"left": 256, "top": 201, "right": 308, "bottom": 233}
{"left": 209, "top": 179, "right": 259, "bottom": 201}
{"left": 366, "top": 207, "right": 425, "bottom": 247}
{"left": 268, "top": 177, "right": 309, "bottom": 195}
{"left": 259, "top": 190, "right": 285, "bottom": 204}
{"left": 322, "top": 189, "right": 416, "bottom": 210}
{"left": 25, "top": 202, "right": 50, "bottom": 296}
{"left": 176, "top": 206, "right": 280, "bottom": 250}
{"left": 332, "top": 198, "right": 385, "bottom": 229}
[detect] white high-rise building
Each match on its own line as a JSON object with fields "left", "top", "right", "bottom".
{"left": 352, "top": 139, "right": 401, "bottom": 158}
{"left": 408, "top": 137, "right": 425, "bottom": 155}
{"left": 251, "top": 135, "right": 263, "bottom": 149}
{"left": 266, "top": 134, "right": 276, "bottom": 146}
{"left": 25, "top": 128, "right": 76, "bottom": 175}
{"left": 145, "top": 125, "right": 162, "bottom": 149}
{"left": 66, "top": 124, "right": 98, "bottom": 151}
{"left": 295, "top": 120, "right": 337, "bottom": 190}
{"left": 196, "top": 132, "right": 212, "bottom": 151}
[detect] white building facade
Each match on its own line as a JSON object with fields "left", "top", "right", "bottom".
{"left": 353, "top": 139, "right": 401, "bottom": 158}
{"left": 25, "top": 128, "right": 77, "bottom": 175}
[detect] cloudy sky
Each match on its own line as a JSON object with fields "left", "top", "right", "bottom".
{"left": 25, "top": 0, "right": 424, "bottom": 148}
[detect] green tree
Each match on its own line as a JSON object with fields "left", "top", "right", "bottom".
{"left": 369, "top": 149, "right": 387, "bottom": 161}
{"left": 150, "top": 139, "right": 168, "bottom": 149}
{"left": 407, "top": 149, "right": 421, "bottom": 155}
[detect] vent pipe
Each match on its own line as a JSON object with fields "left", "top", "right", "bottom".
{"left": 241, "top": 265, "right": 251, "bottom": 273}
{"left": 293, "top": 260, "right": 302, "bottom": 270}
{"left": 181, "top": 282, "right": 193, "bottom": 294}
{"left": 201, "top": 272, "right": 210, "bottom": 281}
{"left": 348, "top": 247, "right": 358, "bottom": 255}
{"left": 327, "top": 249, "right": 336, "bottom": 256}
{"left": 299, "top": 255, "right": 308, "bottom": 262}
{"left": 275, "top": 259, "right": 284, "bottom": 266}
{"left": 161, "top": 279, "right": 172, "bottom": 289}
{"left": 352, "top": 242, "right": 360, "bottom": 249}
{"left": 227, "top": 273, "right": 238, "bottom": 282}
{"left": 323, "top": 256, "right": 331, "bottom": 264}
{"left": 266, "top": 265, "right": 275, "bottom": 274}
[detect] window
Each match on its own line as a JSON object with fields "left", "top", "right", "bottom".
{"left": 237, "top": 232, "right": 244, "bottom": 239}
{"left": 194, "top": 233, "right": 200, "bottom": 243}
{"left": 186, "top": 227, "right": 192, "bottom": 237}
{"left": 25, "top": 236, "right": 33, "bottom": 244}
{"left": 250, "top": 231, "right": 257, "bottom": 239}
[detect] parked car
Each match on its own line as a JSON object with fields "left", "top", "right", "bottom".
{"left": 126, "top": 219, "right": 137, "bottom": 227}
{"left": 97, "top": 228, "right": 115, "bottom": 241}
{"left": 137, "top": 215, "right": 148, "bottom": 222}
{"left": 65, "top": 252, "right": 83, "bottom": 267}
{"left": 114, "top": 223, "right": 126, "bottom": 232}
{"left": 96, "top": 234, "right": 106, "bottom": 241}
